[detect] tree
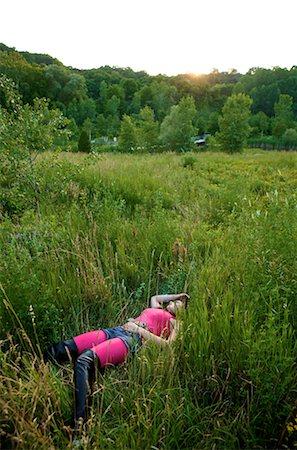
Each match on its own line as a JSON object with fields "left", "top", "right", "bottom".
{"left": 139, "top": 85, "right": 154, "bottom": 108}
{"left": 217, "top": 93, "right": 252, "bottom": 153}
{"left": 207, "top": 111, "right": 220, "bottom": 135}
{"left": 250, "top": 111, "right": 270, "bottom": 137}
{"left": 235, "top": 68, "right": 280, "bottom": 116}
{"left": 77, "top": 129, "right": 91, "bottom": 152}
{"left": 250, "top": 84, "right": 280, "bottom": 116}
{"left": 107, "top": 115, "right": 121, "bottom": 138}
{"left": 282, "top": 128, "right": 297, "bottom": 147}
{"left": 120, "top": 78, "right": 138, "bottom": 104}
{"left": 0, "top": 49, "right": 46, "bottom": 103}
{"left": 106, "top": 95, "right": 120, "bottom": 117}
{"left": 151, "top": 81, "right": 178, "bottom": 121}
{"left": 44, "top": 65, "right": 87, "bottom": 106}
{"left": 60, "top": 73, "right": 87, "bottom": 105}
{"left": 96, "top": 113, "right": 119, "bottom": 138}
{"left": 82, "top": 118, "right": 93, "bottom": 141}
{"left": 99, "top": 80, "right": 108, "bottom": 101}
{"left": 118, "top": 114, "right": 137, "bottom": 151}
{"left": 137, "top": 106, "right": 159, "bottom": 151}
{"left": 159, "top": 96, "right": 197, "bottom": 151}
{"left": 66, "top": 98, "right": 96, "bottom": 126}
{"left": 272, "top": 94, "right": 294, "bottom": 137}
{"left": 0, "top": 75, "right": 69, "bottom": 153}
{"left": 0, "top": 75, "right": 70, "bottom": 215}
{"left": 209, "top": 83, "right": 234, "bottom": 111}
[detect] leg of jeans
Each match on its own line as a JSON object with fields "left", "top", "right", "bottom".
{"left": 45, "top": 339, "right": 78, "bottom": 364}
{"left": 74, "top": 349, "right": 99, "bottom": 421}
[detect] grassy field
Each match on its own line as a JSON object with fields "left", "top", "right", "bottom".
{"left": 1, "top": 149, "right": 297, "bottom": 449}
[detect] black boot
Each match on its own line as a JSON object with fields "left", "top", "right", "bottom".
{"left": 74, "top": 349, "right": 99, "bottom": 421}
{"left": 45, "top": 339, "right": 78, "bottom": 364}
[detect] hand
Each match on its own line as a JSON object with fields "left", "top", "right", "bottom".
{"left": 170, "top": 318, "right": 181, "bottom": 334}
{"left": 170, "top": 318, "right": 176, "bottom": 328}
{"left": 123, "top": 321, "right": 139, "bottom": 333}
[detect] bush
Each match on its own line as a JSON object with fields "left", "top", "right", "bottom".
{"left": 182, "top": 155, "right": 196, "bottom": 168}
{"left": 283, "top": 128, "right": 297, "bottom": 147}
{"left": 77, "top": 130, "right": 91, "bottom": 152}
{"left": 0, "top": 76, "right": 70, "bottom": 217}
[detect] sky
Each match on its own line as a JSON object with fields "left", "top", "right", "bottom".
{"left": 1, "top": 0, "right": 296, "bottom": 76}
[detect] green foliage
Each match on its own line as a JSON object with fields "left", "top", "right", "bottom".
{"left": 0, "top": 75, "right": 70, "bottom": 152}
{"left": 159, "top": 96, "right": 197, "bottom": 151}
{"left": 182, "top": 155, "right": 196, "bottom": 168}
{"left": 137, "top": 106, "right": 159, "bottom": 151}
{"left": 217, "top": 93, "right": 252, "bottom": 152}
{"left": 150, "top": 80, "right": 178, "bottom": 121}
{"left": 44, "top": 64, "right": 87, "bottom": 106}
{"left": 77, "top": 129, "right": 91, "bottom": 152}
{"left": 274, "top": 94, "right": 294, "bottom": 121}
{"left": 66, "top": 97, "right": 96, "bottom": 127}
{"left": 4, "top": 43, "right": 297, "bottom": 146}
{"left": 283, "top": 128, "right": 297, "bottom": 146}
{"left": 118, "top": 114, "right": 138, "bottom": 151}
{"left": 249, "top": 111, "right": 270, "bottom": 136}
{"left": 0, "top": 48, "right": 46, "bottom": 104}
{"left": 272, "top": 94, "right": 295, "bottom": 137}
{"left": 0, "top": 76, "right": 70, "bottom": 216}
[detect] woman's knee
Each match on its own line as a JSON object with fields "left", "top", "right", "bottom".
{"left": 92, "top": 338, "right": 129, "bottom": 367}
{"left": 75, "top": 349, "right": 99, "bottom": 375}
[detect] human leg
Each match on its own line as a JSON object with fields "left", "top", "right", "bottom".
{"left": 73, "top": 330, "right": 107, "bottom": 354}
{"left": 74, "top": 349, "right": 99, "bottom": 421}
{"left": 91, "top": 337, "right": 129, "bottom": 367}
{"left": 73, "top": 338, "right": 129, "bottom": 421}
{"left": 45, "top": 329, "right": 108, "bottom": 365}
{"left": 45, "top": 339, "right": 79, "bottom": 364}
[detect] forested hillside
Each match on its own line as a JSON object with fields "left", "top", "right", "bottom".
{"left": 1, "top": 43, "right": 297, "bottom": 150}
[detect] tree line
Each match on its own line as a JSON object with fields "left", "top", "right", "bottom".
{"left": 1, "top": 42, "right": 297, "bottom": 152}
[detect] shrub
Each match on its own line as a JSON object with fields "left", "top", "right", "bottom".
{"left": 282, "top": 128, "right": 297, "bottom": 147}
{"left": 77, "top": 130, "right": 91, "bottom": 152}
{"left": 182, "top": 155, "right": 196, "bottom": 168}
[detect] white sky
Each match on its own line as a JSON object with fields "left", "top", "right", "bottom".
{"left": 1, "top": 0, "right": 296, "bottom": 76}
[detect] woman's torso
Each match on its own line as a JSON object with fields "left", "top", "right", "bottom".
{"left": 134, "top": 308, "right": 175, "bottom": 338}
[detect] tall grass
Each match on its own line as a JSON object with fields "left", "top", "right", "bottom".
{"left": 1, "top": 149, "right": 297, "bottom": 448}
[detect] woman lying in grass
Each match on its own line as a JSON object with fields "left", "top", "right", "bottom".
{"left": 46, "top": 292, "right": 189, "bottom": 428}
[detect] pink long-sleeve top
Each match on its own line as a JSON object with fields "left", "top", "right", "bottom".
{"left": 134, "top": 308, "right": 175, "bottom": 338}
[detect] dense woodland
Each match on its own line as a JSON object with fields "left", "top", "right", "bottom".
{"left": 1, "top": 42, "right": 297, "bottom": 150}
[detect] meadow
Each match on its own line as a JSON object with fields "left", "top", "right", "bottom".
{"left": 1, "top": 149, "right": 297, "bottom": 449}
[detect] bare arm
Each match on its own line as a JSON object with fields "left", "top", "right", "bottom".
{"left": 167, "top": 318, "right": 180, "bottom": 342}
{"left": 150, "top": 293, "right": 189, "bottom": 308}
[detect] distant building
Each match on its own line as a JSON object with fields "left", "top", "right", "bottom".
{"left": 192, "top": 133, "right": 210, "bottom": 147}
